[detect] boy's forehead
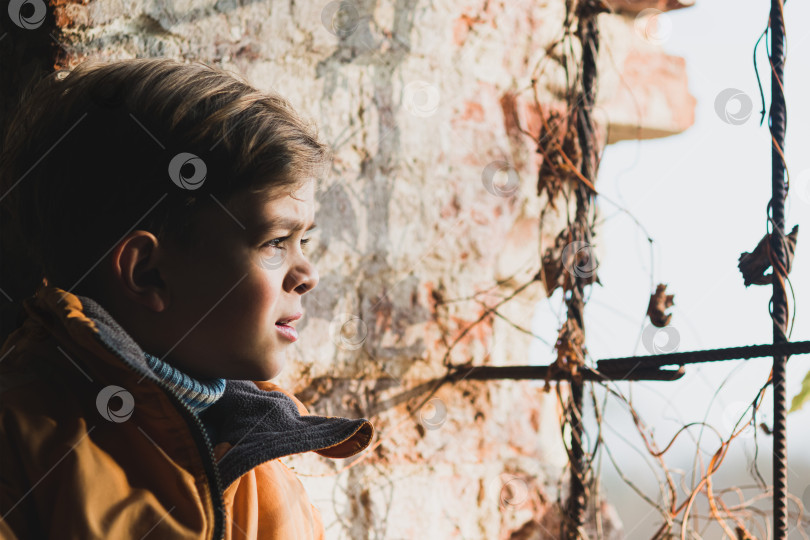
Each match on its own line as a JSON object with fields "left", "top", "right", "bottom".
{"left": 231, "top": 183, "right": 316, "bottom": 230}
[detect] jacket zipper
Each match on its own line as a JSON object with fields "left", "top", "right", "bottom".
{"left": 94, "top": 338, "right": 226, "bottom": 540}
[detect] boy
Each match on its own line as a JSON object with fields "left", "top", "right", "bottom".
{"left": 0, "top": 58, "right": 373, "bottom": 539}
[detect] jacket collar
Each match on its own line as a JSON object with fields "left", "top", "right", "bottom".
{"left": 17, "top": 285, "right": 373, "bottom": 488}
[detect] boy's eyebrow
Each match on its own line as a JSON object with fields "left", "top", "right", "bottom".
{"left": 250, "top": 217, "right": 317, "bottom": 234}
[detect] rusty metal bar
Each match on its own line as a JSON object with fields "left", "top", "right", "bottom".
{"left": 451, "top": 339, "right": 810, "bottom": 383}
{"left": 564, "top": 11, "right": 601, "bottom": 538}
{"left": 596, "top": 340, "right": 810, "bottom": 373}
{"left": 768, "top": 0, "right": 789, "bottom": 536}
{"left": 566, "top": 372, "right": 586, "bottom": 539}
{"left": 450, "top": 364, "right": 684, "bottom": 382}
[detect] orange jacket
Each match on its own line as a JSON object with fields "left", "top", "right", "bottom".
{"left": 0, "top": 286, "right": 373, "bottom": 539}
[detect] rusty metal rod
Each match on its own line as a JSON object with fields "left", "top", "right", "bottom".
{"left": 565, "top": 11, "right": 600, "bottom": 538}
{"left": 566, "top": 372, "right": 586, "bottom": 539}
{"left": 451, "top": 340, "right": 810, "bottom": 383}
{"left": 768, "top": 0, "right": 789, "bottom": 536}
{"left": 449, "top": 364, "right": 684, "bottom": 382}
{"left": 596, "top": 340, "right": 810, "bottom": 373}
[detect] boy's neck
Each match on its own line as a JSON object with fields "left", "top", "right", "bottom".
{"left": 142, "top": 352, "right": 227, "bottom": 413}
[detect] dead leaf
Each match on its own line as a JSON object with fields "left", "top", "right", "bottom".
{"left": 737, "top": 224, "right": 798, "bottom": 287}
{"left": 536, "top": 110, "right": 581, "bottom": 208}
{"left": 553, "top": 318, "right": 586, "bottom": 375}
{"left": 540, "top": 225, "right": 601, "bottom": 297}
{"left": 576, "top": 0, "right": 612, "bottom": 19}
{"left": 540, "top": 229, "right": 568, "bottom": 297}
{"left": 647, "top": 283, "right": 675, "bottom": 328}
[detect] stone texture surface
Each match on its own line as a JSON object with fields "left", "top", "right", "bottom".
{"left": 598, "top": 9, "right": 697, "bottom": 141}
{"left": 608, "top": 0, "right": 695, "bottom": 15}
{"left": 39, "top": 0, "right": 695, "bottom": 537}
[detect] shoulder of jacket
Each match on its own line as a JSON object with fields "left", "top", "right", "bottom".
{"left": 0, "top": 341, "right": 90, "bottom": 439}
{"left": 0, "top": 347, "right": 62, "bottom": 404}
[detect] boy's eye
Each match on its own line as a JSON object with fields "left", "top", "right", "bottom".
{"left": 262, "top": 236, "right": 312, "bottom": 250}
{"left": 263, "top": 238, "right": 285, "bottom": 249}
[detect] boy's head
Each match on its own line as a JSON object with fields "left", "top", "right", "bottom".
{"left": 0, "top": 58, "right": 329, "bottom": 380}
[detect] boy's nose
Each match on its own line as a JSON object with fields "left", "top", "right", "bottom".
{"left": 296, "top": 266, "right": 318, "bottom": 294}
{"left": 287, "top": 259, "right": 318, "bottom": 294}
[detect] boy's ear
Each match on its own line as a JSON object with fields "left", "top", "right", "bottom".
{"left": 111, "top": 231, "right": 168, "bottom": 312}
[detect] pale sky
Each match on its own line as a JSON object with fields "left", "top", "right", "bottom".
{"left": 529, "top": 1, "right": 810, "bottom": 536}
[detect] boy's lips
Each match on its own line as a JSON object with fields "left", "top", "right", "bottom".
{"left": 275, "top": 312, "right": 302, "bottom": 325}
{"left": 275, "top": 312, "right": 301, "bottom": 342}
{"left": 275, "top": 322, "right": 299, "bottom": 342}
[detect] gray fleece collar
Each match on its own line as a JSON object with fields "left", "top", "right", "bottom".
{"left": 76, "top": 294, "right": 372, "bottom": 488}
